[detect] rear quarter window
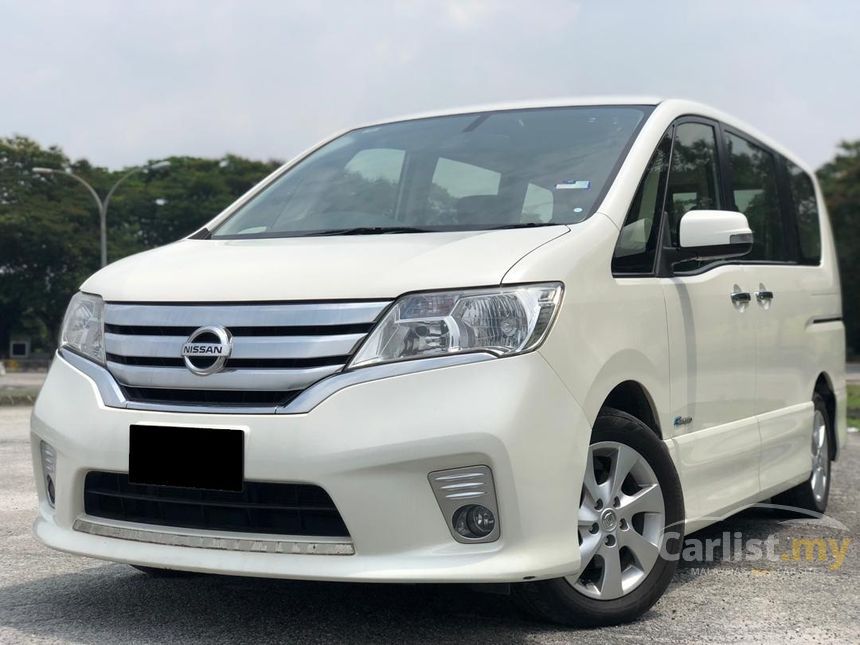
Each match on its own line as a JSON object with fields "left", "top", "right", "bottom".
{"left": 785, "top": 159, "right": 822, "bottom": 264}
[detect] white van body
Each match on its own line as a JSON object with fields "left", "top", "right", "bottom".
{"left": 31, "top": 98, "right": 846, "bottom": 626}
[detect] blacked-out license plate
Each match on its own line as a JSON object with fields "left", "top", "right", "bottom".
{"left": 129, "top": 424, "right": 244, "bottom": 492}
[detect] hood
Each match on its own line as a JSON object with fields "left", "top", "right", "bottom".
{"left": 82, "top": 227, "right": 569, "bottom": 302}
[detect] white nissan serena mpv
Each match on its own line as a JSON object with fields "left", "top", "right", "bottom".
{"left": 31, "top": 98, "right": 847, "bottom": 626}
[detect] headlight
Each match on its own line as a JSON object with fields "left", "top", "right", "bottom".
{"left": 60, "top": 292, "right": 105, "bottom": 364}
{"left": 349, "top": 283, "right": 563, "bottom": 369}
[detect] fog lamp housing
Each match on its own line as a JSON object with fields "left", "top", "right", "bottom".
{"left": 40, "top": 440, "right": 57, "bottom": 507}
{"left": 428, "top": 465, "right": 500, "bottom": 544}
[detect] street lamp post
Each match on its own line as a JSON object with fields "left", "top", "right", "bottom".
{"left": 32, "top": 160, "right": 170, "bottom": 267}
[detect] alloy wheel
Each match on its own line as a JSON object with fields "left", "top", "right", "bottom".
{"left": 569, "top": 441, "right": 666, "bottom": 600}
{"left": 810, "top": 410, "right": 829, "bottom": 504}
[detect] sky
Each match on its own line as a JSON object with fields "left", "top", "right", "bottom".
{"left": 1, "top": 0, "right": 858, "bottom": 170}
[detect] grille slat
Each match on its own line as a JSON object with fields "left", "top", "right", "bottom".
{"left": 118, "top": 387, "right": 297, "bottom": 407}
{"left": 85, "top": 489, "right": 339, "bottom": 513}
{"left": 104, "top": 323, "right": 374, "bottom": 337}
{"left": 84, "top": 472, "right": 350, "bottom": 538}
{"left": 105, "top": 333, "right": 364, "bottom": 359}
{"left": 106, "top": 353, "right": 349, "bottom": 369}
{"left": 104, "top": 302, "right": 389, "bottom": 327}
{"left": 102, "top": 300, "right": 390, "bottom": 409}
{"left": 108, "top": 362, "right": 343, "bottom": 390}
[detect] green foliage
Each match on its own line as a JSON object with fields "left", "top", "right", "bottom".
{"left": 848, "top": 384, "right": 859, "bottom": 428}
{"left": 0, "top": 136, "right": 102, "bottom": 352}
{"left": 818, "top": 141, "right": 860, "bottom": 355}
{"left": 0, "top": 137, "right": 280, "bottom": 354}
{"left": 109, "top": 155, "right": 281, "bottom": 252}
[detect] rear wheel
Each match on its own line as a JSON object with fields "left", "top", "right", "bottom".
{"left": 514, "top": 409, "right": 684, "bottom": 627}
{"left": 773, "top": 393, "right": 832, "bottom": 514}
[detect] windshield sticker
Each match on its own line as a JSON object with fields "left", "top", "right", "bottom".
{"left": 555, "top": 180, "right": 591, "bottom": 190}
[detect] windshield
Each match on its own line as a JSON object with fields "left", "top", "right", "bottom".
{"left": 211, "top": 105, "right": 650, "bottom": 238}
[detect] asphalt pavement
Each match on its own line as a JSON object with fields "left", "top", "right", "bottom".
{"left": 1, "top": 405, "right": 858, "bottom": 644}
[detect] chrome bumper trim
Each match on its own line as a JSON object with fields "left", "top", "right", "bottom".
{"left": 73, "top": 517, "right": 355, "bottom": 555}
{"left": 276, "top": 353, "right": 493, "bottom": 414}
{"left": 62, "top": 349, "right": 128, "bottom": 408}
{"left": 58, "top": 348, "right": 493, "bottom": 415}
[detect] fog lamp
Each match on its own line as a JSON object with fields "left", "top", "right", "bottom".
{"left": 46, "top": 477, "right": 56, "bottom": 506}
{"left": 453, "top": 505, "right": 496, "bottom": 539}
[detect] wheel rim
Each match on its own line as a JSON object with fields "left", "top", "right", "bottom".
{"left": 810, "top": 410, "right": 829, "bottom": 504}
{"left": 568, "top": 441, "right": 666, "bottom": 601}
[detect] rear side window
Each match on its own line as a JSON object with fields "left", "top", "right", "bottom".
{"left": 612, "top": 132, "right": 672, "bottom": 274}
{"left": 724, "top": 133, "right": 784, "bottom": 261}
{"left": 785, "top": 160, "right": 821, "bottom": 264}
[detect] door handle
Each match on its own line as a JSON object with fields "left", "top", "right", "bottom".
{"left": 755, "top": 287, "right": 774, "bottom": 310}
{"left": 755, "top": 290, "right": 774, "bottom": 302}
{"left": 730, "top": 288, "right": 751, "bottom": 312}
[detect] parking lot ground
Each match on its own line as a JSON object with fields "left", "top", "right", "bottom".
{"left": 1, "top": 405, "right": 858, "bottom": 643}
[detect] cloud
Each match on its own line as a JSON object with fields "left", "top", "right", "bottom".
{"left": 444, "top": 0, "right": 498, "bottom": 28}
{"left": 0, "top": 0, "right": 857, "bottom": 169}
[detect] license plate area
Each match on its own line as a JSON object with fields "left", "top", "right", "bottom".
{"left": 129, "top": 424, "right": 244, "bottom": 492}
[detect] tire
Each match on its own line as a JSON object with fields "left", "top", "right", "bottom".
{"left": 513, "top": 408, "right": 684, "bottom": 627}
{"left": 773, "top": 393, "right": 832, "bottom": 515}
{"left": 131, "top": 565, "right": 201, "bottom": 578}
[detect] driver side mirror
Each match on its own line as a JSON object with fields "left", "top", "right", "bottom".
{"left": 672, "top": 210, "right": 753, "bottom": 263}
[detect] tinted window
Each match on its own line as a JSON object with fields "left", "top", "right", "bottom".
{"left": 785, "top": 159, "right": 821, "bottom": 264}
{"left": 612, "top": 132, "right": 672, "bottom": 273}
{"left": 665, "top": 123, "right": 721, "bottom": 247}
{"left": 725, "top": 133, "right": 784, "bottom": 261}
{"left": 212, "top": 106, "right": 648, "bottom": 237}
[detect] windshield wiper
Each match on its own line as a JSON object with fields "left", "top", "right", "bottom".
{"left": 483, "top": 222, "right": 563, "bottom": 230}
{"left": 308, "top": 226, "right": 433, "bottom": 236}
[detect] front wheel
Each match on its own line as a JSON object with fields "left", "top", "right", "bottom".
{"left": 514, "top": 409, "right": 684, "bottom": 627}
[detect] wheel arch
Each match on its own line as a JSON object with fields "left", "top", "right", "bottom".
{"left": 599, "top": 380, "right": 662, "bottom": 439}
{"left": 813, "top": 372, "right": 837, "bottom": 460}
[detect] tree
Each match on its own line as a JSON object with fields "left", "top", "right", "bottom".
{"left": 818, "top": 141, "right": 860, "bottom": 356}
{"left": 0, "top": 136, "right": 102, "bottom": 354}
{"left": 107, "top": 154, "right": 281, "bottom": 252}
{"left": 0, "top": 137, "right": 281, "bottom": 355}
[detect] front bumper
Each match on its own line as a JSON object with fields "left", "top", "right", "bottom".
{"left": 31, "top": 350, "right": 590, "bottom": 583}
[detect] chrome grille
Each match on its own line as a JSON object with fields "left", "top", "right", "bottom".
{"left": 103, "top": 301, "right": 390, "bottom": 411}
